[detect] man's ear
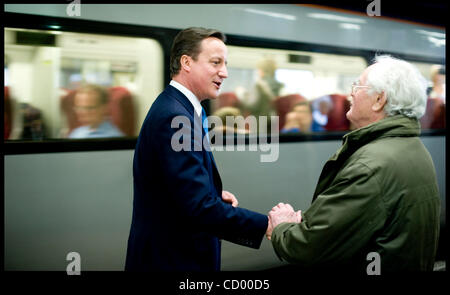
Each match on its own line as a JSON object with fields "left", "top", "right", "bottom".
{"left": 372, "top": 92, "right": 387, "bottom": 112}
{"left": 180, "top": 55, "right": 191, "bottom": 72}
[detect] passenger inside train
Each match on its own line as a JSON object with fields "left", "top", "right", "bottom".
{"left": 280, "top": 101, "right": 324, "bottom": 133}
{"left": 311, "top": 95, "right": 332, "bottom": 129}
{"left": 67, "top": 84, "right": 124, "bottom": 139}
{"left": 244, "top": 57, "right": 284, "bottom": 119}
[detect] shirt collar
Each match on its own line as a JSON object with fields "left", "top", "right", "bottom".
{"left": 170, "top": 80, "right": 202, "bottom": 117}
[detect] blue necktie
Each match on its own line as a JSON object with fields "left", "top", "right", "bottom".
{"left": 201, "top": 108, "right": 219, "bottom": 191}
{"left": 201, "top": 108, "right": 210, "bottom": 143}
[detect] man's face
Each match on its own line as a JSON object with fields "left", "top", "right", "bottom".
{"left": 319, "top": 101, "right": 330, "bottom": 115}
{"left": 346, "top": 65, "right": 379, "bottom": 129}
{"left": 433, "top": 73, "right": 445, "bottom": 86}
{"left": 74, "top": 91, "right": 106, "bottom": 128}
{"left": 188, "top": 37, "right": 228, "bottom": 100}
{"left": 293, "top": 104, "right": 312, "bottom": 126}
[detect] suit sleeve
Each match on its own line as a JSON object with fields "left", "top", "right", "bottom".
{"left": 155, "top": 114, "right": 268, "bottom": 249}
{"left": 271, "top": 162, "right": 387, "bottom": 265}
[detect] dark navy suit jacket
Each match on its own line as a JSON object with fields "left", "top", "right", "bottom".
{"left": 125, "top": 85, "right": 268, "bottom": 271}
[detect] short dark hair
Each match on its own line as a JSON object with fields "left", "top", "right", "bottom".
{"left": 77, "top": 84, "right": 109, "bottom": 105}
{"left": 170, "top": 27, "right": 226, "bottom": 78}
{"left": 293, "top": 101, "right": 313, "bottom": 113}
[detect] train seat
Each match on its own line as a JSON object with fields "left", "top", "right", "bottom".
{"left": 420, "top": 97, "right": 446, "bottom": 129}
{"left": 60, "top": 89, "right": 80, "bottom": 135}
{"left": 324, "top": 94, "right": 351, "bottom": 131}
{"left": 4, "top": 86, "right": 26, "bottom": 140}
{"left": 60, "top": 86, "right": 136, "bottom": 137}
{"left": 216, "top": 92, "right": 239, "bottom": 109}
{"left": 108, "top": 86, "right": 136, "bottom": 137}
{"left": 273, "top": 94, "right": 306, "bottom": 130}
{"left": 4, "top": 87, "right": 12, "bottom": 139}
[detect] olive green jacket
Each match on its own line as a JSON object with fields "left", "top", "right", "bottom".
{"left": 271, "top": 115, "right": 440, "bottom": 272}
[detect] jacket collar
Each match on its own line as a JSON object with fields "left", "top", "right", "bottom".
{"left": 331, "top": 115, "right": 420, "bottom": 162}
{"left": 344, "top": 114, "right": 420, "bottom": 143}
{"left": 164, "top": 84, "right": 199, "bottom": 119}
{"left": 169, "top": 80, "right": 203, "bottom": 117}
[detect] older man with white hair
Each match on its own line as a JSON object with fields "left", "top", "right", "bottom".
{"left": 267, "top": 55, "right": 441, "bottom": 273}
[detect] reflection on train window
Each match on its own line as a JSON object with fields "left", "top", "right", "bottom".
{"left": 214, "top": 46, "right": 368, "bottom": 134}
{"left": 411, "top": 61, "right": 446, "bottom": 130}
{"left": 4, "top": 28, "right": 163, "bottom": 140}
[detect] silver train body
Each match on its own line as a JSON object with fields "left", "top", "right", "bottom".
{"left": 4, "top": 4, "right": 445, "bottom": 271}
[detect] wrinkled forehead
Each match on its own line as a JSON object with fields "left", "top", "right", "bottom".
{"left": 293, "top": 104, "right": 310, "bottom": 112}
{"left": 75, "top": 91, "right": 101, "bottom": 105}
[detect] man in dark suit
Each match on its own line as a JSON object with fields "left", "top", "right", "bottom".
{"left": 125, "top": 27, "right": 270, "bottom": 271}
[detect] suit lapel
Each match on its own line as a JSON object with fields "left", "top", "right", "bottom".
{"left": 203, "top": 131, "right": 223, "bottom": 196}
{"left": 209, "top": 151, "right": 223, "bottom": 196}
{"left": 165, "top": 85, "right": 196, "bottom": 115}
{"left": 166, "top": 84, "right": 223, "bottom": 196}
{"left": 208, "top": 151, "right": 217, "bottom": 171}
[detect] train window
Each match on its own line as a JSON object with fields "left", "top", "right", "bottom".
{"left": 214, "top": 45, "right": 367, "bottom": 134}
{"left": 4, "top": 27, "right": 163, "bottom": 141}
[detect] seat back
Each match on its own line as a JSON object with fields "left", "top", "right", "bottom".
{"left": 273, "top": 94, "right": 306, "bottom": 130}
{"left": 324, "top": 94, "right": 351, "bottom": 131}
{"left": 216, "top": 92, "right": 239, "bottom": 109}
{"left": 108, "top": 86, "right": 136, "bottom": 136}
{"left": 430, "top": 102, "right": 445, "bottom": 129}
{"left": 4, "top": 87, "right": 12, "bottom": 139}
{"left": 420, "top": 97, "right": 446, "bottom": 129}
{"left": 60, "top": 89, "right": 81, "bottom": 135}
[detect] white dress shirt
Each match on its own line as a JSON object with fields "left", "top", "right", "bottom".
{"left": 170, "top": 80, "right": 203, "bottom": 117}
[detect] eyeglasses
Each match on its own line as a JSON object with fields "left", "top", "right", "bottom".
{"left": 351, "top": 81, "right": 371, "bottom": 94}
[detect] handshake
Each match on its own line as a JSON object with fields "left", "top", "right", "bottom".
{"left": 266, "top": 203, "right": 302, "bottom": 240}
{"left": 221, "top": 191, "right": 302, "bottom": 241}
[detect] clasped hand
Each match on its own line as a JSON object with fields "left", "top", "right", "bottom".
{"left": 221, "top": 192, "right": 301, "bottom": 242}
{"left": 221, "top": 190, "right": 238, "bottom": 207}
{"left": 266, "top": 203, "right": 302, "bottom": 240}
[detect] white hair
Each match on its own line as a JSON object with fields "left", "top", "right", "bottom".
{"left": 366, "top": 55, "right": 427, "bottom": 119}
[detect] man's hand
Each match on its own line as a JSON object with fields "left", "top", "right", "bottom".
{"left": 221, "top": 190, "right": 238, "bottom": 207}
{"left": 267, "top": 203, "right": 302, "bottom": 239}
{"left": 266, "top": 215, "right": 273, "bottom": 240}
